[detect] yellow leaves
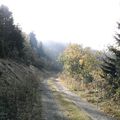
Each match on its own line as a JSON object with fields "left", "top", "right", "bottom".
{"left": 63, "top": 44, "right": 82, "bottom": 61}
{"left": 59, "top": 43, "right": 101, "bottom": 80}
{"left": 79, "top": 59, "right": 84, "bottom": 65}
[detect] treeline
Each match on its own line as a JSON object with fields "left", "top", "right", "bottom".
{"left": 0, "top": 5, "right": 61, "bottom": 71}
{"left": 59, "top": 24, "right": 120, "bottom": 105}
{"left": 0, "top": 5, "right": 42, "bottom": 120}
{"left": 0, "top": 5, "right": 62, "bottom": 120}
{"left": 43, "top": 41, "right": 66, "bottom": 71}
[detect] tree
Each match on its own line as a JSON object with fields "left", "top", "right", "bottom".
{"left": 101, "top": 23, "right": 120, "bottom": 97}
{"left": 81, "top": 48, "right": 101, "bottom": 83}
{"left": 59, "top": 43, "right": 102, "bottom": 89}
{"left": 8, "top": 26, "right": 24, "bottom": 57}
{"left": 29, "top": 32, "right": 38, "bottom": 50}
{"left": 0, "top": 5, "right": 24, "bottom": 58}
{"left": 59, "top": 44, "right": 83, "bottom": 77}
{"left": 37, "top": 42, "right": 46, "bottom": 58}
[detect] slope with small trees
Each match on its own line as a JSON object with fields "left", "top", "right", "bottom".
{"left": 0, "top": 5, "right": 61, "bottom": 120}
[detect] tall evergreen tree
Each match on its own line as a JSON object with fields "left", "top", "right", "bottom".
{"left": 29, "top": 32, "right": 38, "bottom": 50}
{"left": 101, "top": 23, "right": 120, "bottom": 95}
{"left": 0, "top": 5, "right": 24, "bottom": 58}
{"left": 37, "top": 42, "right": 45, "bottom": 57}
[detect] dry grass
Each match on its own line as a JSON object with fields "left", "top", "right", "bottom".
{"left": 0, "top": 60, "right": 43, "bottom": 120}
{"left": 59, "top": 77, "right": 120, "bottom": 120}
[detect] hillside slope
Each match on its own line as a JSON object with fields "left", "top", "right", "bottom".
{"left": 0, "top": 59, "right": 45, "bottom": 120}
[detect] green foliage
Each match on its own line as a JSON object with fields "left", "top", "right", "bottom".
{"left": 59, "top": 44, "right": 83, "bottom": 76}
{"left": 115, "top": 88, "right": 120, "bottom": 99}
{"left": 0, "top": 5, "right": 62, "bottom": 71}
{"left": 0, "top": 60, "right": 40, "bottom": 120}
{"left": 0, "top": 5, "right": 24, "bottom": 58}
{"left": 37, "top": 42, "right": 45, "bottom": 58}
{"left": 59, "top": 44, "right": 101, "bottom": 84}
{"left": 29, "top": 32, "right": 38, "bottom": 50}
{"left": 101, "top": 23, "right": 120, "bottom": 98}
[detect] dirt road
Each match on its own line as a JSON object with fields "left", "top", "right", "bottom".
{"left": 40, "top": 79, "right": 68, "bottom": 120}
{"left": 40, "top": 77, "right": 116, "bottom": 120}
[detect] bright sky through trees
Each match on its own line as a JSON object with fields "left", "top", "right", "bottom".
{"left": 0, "top": 0, "right": 120, "bottom": 50}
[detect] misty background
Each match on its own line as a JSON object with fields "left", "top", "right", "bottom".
{"left": 0, "top": 0, "right": 120, "bottom": 50}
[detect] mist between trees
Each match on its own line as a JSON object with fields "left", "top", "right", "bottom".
{"left": 0, "top": 4, "right": 120, "bottom": 120}
{"left": 0, "top": 5, "right": 64, "bottom": 120}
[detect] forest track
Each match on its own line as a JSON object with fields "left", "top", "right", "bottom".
{"left": 40, "top": 76, "right": 116, "bottom": 120}
{"left": 40, "top": 79, "right": 68, "bottom": 120}
{"left": 51, "top": 77, "right": 116, "bottom": 120}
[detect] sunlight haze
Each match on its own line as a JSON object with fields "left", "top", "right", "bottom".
{"left": 0, "top": 0, "right": 120, "bottom": 50}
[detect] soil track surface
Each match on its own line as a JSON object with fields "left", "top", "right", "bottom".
{"left": 40, "top": 77, "right": 116, "bottom": 120}
{"left": 40, "top": 79, "right": 68, "bottom": 120}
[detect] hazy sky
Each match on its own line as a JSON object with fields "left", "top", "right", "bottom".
{"left": 0, "top": 0, "right": 120, "bottom": 50}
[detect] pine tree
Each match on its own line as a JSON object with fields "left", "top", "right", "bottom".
{"left": 101, "top": 23, "right": 120, "bottom": 95}
{"left": 0, "top": 5, "right": 24, "bottom": 58}
{"left": 29, "top": 32, "right": 38, "bottom": 50}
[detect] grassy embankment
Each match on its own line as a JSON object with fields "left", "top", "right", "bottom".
{"left": 0, "top": 59, "right": 46, "bottom": 120}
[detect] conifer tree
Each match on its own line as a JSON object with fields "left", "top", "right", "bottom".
{"left": 101, "top": 23, "right": 120, "bottom": 95}
{"left": 0, "top": 5, "right": 24, "bottom": 58}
